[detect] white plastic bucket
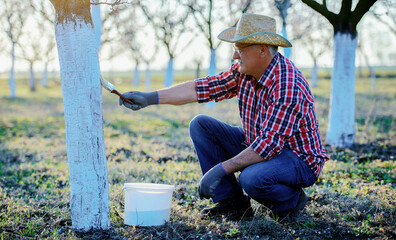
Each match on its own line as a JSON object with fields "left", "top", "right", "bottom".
{"left": 123, "top": 183, "right": 175, "bottom": 226}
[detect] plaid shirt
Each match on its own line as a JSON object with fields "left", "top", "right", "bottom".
{"left": 195, "top": 53, "right": 328, "bottom": 178}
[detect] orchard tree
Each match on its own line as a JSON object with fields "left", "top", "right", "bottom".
{"left": 30, "top": 0, "right": 57, "bottom": 87}
{"left": 289, "top": 2, "right": 332, "bottom": 87}
{"left": 139, "top": 0, "right": 192, "bottom": 87}
{"left": 49, "top": 0, "right": 111, "bottom": 232}
{"left": 301, "top": 0, "right": 377, "bottom": 147}
{"left": 1, "top": 0, "right": 28, "bottom": 98}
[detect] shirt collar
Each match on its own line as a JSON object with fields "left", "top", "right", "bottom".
{"left": 257, "top": 53, "right": 280, "bottom": 88}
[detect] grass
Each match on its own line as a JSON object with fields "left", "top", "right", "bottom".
{"left": 0, "top": 73, "right": 395, "bottom": 239}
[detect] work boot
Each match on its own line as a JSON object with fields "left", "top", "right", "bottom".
{"left": 272, "top": 189, "right": 308, "bottom": 221}
{"left": 201, "top": 195, "right": 253, "bottom": 219}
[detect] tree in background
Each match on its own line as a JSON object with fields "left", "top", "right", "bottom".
{"left": 187, "top": 0, "right": 251, "bottom": 108}
{"left": 371, "top": 0, "right": 396, "bottom": 35}
{"left": 289, "top": 2, "right": 332, "bottom": 88}
{"left": 49, "top": 0, "right": 110, "bottom": 232}
{"left": 302, "top": 0, "right": 378, "bottom": 148}
{"left": 275, "top": 0, "right": 292, "bottom": 58}
{"left": 19, "top": 34, "right": 42, "bottom": 92}
{"left": 1, "top": 1, "right": 28, "bottom": 98}
{"left": 139, "top": 0, "right": 192, "bottom": 87}
{"left": 30, "top": 0, "right": 57, "bottom": 87}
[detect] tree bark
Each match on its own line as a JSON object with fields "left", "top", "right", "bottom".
{"left": 51, "top": 0, "right": 110, "bottom": 232}
{"left": 326, "top": 32, "right": 357, "bottom": 147}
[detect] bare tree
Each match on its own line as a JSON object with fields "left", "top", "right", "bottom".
{"left": 371, "top": 0, "right": 396, "bottom": 35}
{"left": 49, "top": 0, "right": 111, "bottom": 232}
{"left": 139, "top": 0, "right": 192, "bottom": 87}
{"left": 30, "top": 0, "right": 57, "bottom": 87}
{"left": 0, "top": 0, "right": 29, "bottom": 98}
{"left": 19, "top": 35, "right": 42, "bottom": 92}
{"left": 289, "top": 2, "right": 332, "bottom": 87}
{"left": 301, "top": 0, "right": 378, "bottom": 148}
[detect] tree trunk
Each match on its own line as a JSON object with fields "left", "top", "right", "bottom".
{"left": 326, "top": 32, "right": 357, "bottom": 147}
{"left": 9, "top": 41, "right": 16, "bottom": 98}
{"left": 41, "top": 64, "right": 49, "bottom": 88}
{"left": 370, "top": 66, "right": 376, "bottom": 91}
{"left": 54, "top": 16, "right": 110, "bottom": 232}
{"left": 164, "top": 57, "right": 174, "bottom": 87}
{"left": 29, "top": 64, "right": 36, "bottom": 92}
{"left": 133, "top": 63, "right": 140, "bottom": 86}
{"left": 206, "top": 48, "right": 216, "bottom": 108}
{"left": 145, "top": 62, "right": 151, "bottom": 91}
{"left": 281, "top": 24, "right": 291, "bottom": 58}
{"left": 311, "top": 59, "right": 318, "bottom": 88}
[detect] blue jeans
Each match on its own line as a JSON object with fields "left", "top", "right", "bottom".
{"left": 189, "top": 114, "right": 317, "bottom": 213}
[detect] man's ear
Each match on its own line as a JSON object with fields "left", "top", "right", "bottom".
{"left": 260, "top": 45, "right": 268, "bottom": 57}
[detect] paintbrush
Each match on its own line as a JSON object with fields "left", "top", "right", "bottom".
{"left": 100, "top": 75, "right": 135, "bottom": 105}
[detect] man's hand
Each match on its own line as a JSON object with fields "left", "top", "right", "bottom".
{"left": 198, "top": 163, "right": 228, "bottom": 199}
{"left": 119, "top": 91, "right": 158, "bottom": 110}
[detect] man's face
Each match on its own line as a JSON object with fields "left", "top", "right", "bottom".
{"left": 232, "top": 43, "right": 266, "bottom": 79}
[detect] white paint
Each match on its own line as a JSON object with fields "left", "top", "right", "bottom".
{"left": 54, "top": 17, "right": 110, "bottom": 232}
{"left": 164, "top": 58, "right": 174, "bottom": 87}
{"left": 41, "top": 64, "right": 48, "bottom": 88}
{"left": 281, "top": 26, "right": 291, "bottom": 58}
{"left": 28, "top": 64, "right": 36, "bottom": 91}
{"left": 145, "top": 62, "right": 151, "bottom": 91}
{"left": 206, "top": 48, "right": 216, "bottom": 109}
{"left": 370, "top": 66, "right": 376, "bottom": 91}
{"left": 133, "top": 63, "right": 140, "bottom": 86}
{"left": 326, "top": 32, "right": 357, "bottom": 147}
{"left": 310, "top": 60, "right": 318, "bottom": 88}
{"left": 8, "top": 41, "right": 16, "bottom": 98}
{"left": 91, "top": 2, "right": 102, "bottom": 49}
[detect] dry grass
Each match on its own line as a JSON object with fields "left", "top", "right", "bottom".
{"left": 0, "top": 74, "right": 395, "bottom": 239}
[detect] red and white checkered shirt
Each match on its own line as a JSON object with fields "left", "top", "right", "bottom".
{"left": 195, "top": 53, "right": 328, "bottom": 178}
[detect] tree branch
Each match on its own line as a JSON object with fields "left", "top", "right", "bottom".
{"left": 301, "top": 0, "right": 337, "bottom": 25}
{"left": 351, "top": 0, "right": 378, "bottom": 27}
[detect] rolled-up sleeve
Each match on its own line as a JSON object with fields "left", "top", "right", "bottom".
{"left": 195, "top": 64, "right": 240, "bottom": 103}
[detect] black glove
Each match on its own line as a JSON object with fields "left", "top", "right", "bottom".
{"left": 119, "top": 91, "right": 158, "bottom": 111}
{"left": 198, "top": 163, "right": 228, "bottom": 199}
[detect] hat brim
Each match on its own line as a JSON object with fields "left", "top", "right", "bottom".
{"left": 218, "top": 27, "right": 292, "bottom": 48}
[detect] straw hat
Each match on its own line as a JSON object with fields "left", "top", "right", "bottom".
{"left": 218, "top": 13, "right": 292, "bottom": 47}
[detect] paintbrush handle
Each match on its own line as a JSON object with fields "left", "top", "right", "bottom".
{"left": 111, "top": 90, "right": 135, "bottom": 105}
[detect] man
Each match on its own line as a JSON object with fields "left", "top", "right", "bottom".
{"left": 119, "top": 13, "right": 329, "bottom": 219}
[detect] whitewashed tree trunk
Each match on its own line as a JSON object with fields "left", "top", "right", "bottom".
{"left": 281, "top": 25, "right": 291, "bottom": 59}
{"left": 54, "top": 18, "right": 110, "bottom": 232}
{"left": 41, "top": 64, "right": 49, "bottom": 88}
{"left": 206, "top": 48, "right": 216, "bottom": 108}
{"left": 29, "top": 64, "right": 36, "bottom": 91}
{"left": 145, "top": 62, "right": 151, "bottom": 91}
{"left": 326, "top": 32, "right": 357, "bottom": 147}
{"left": 9, "top": 41, "right": 16, "bottom": 98}
{"left": 91, "top": 2, "right": 102, "bottom": 48}
{"left": 370, "top": 66, "right": 376, "bottom": 91}
{"left": 311, "top": 59, "right": 318, "bottom": 88}
{"left": 164, "top": 57, "right": 174, "bottom": 87}
{"left": 133, "top": 63, "right": 140, "bottom": 86}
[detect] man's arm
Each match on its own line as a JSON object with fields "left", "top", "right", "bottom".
{"left": 120, "top": 80, "right": 198, "bottom": 110}
{"left": 158, "top": 80, "right": 198, "bottom": 105}
{"left": 221, "top": 147, "right": 264, "bottom": 174}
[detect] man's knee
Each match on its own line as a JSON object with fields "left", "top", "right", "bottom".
{"left": 239, "top": 168, "right": 273, "bottom": 199}
{"left": 189, "top": 114, "right": 210, "bottom": 137}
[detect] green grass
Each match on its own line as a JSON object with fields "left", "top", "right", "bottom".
{"left": 0, "top": 73, "right": 395, "bottom": 239}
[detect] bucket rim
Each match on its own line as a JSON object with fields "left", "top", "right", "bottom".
{"left": 123, "top": 182, "right": 175, "bottom": 191}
